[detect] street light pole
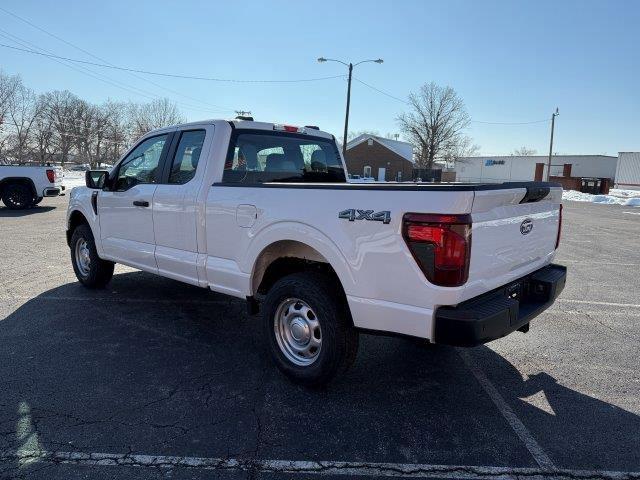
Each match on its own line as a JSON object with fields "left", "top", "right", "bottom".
{"left": 547, "top": 108, "right": 559, "bottom": 181}
{"left": 317, "top": 57, "right": 383, "bottom": 157}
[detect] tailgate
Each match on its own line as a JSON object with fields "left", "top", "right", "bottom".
{"left": 464, "top": 186, "right": 562, "bottom": 299}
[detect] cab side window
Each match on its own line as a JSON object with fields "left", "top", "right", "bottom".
{"left": 115, "top": 134, "right": 168, "bottom": 191}
{"left": 168, "top": 130, "right": 206, "bottom": 185}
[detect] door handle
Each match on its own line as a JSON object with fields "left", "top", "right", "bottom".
{"left": 133, "top": 200, "right": 149, "bottom": 207}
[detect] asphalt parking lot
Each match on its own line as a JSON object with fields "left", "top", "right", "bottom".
{"left": 0, "top": 196, "right": 638, "bottom": 480}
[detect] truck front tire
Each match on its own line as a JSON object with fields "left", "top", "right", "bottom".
{"left": 1, "top": 183, "right": 33, "bottom": 210}
{"left": 70, "top": 224, "right": 115, "bottom": 288}
{"left": 263, "top": 272, "right": 358, "bottom": 386}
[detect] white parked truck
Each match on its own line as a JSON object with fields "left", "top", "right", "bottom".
{"left": 0, "top": 165, "right": 65, "bottom": 209}
{"left": 66, "top": 119, "right": 566, "bottom": 385}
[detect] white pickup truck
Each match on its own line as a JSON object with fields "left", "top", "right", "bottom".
{"left": 66, "top": 119, "right": 566, "bottom": 385}
{"left": 0, "top": 165, "right": 65, "bottom": 209}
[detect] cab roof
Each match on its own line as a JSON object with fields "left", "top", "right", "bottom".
{"left": 146, "top": 119, "right": 335, "bottom": 141}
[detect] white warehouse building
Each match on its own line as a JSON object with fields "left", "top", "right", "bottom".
{"left": 615, "top": 152, "right": 640, "bottom": 190}
{"left": 455, "top": 155, "right": 618, "bottom": 183}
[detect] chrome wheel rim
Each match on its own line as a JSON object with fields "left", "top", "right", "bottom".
{"left": 75, "top": 239, "right": 91, "bottom": 277}
{"left": 274, "top": 298, "right": 322, "bottom": 366}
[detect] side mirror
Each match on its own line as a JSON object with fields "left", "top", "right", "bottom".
{"left": 85, "top": 170, "right": 108, "bottom": 189}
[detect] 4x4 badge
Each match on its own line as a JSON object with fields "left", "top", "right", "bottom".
{"left": 339, "top": 209, "right": 391, "bottom": 224}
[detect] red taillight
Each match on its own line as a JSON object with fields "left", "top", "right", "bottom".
{"left": 46, "top": 169, "right": 55, "bottom": 183}
{"left": 555, "top": 204, "right": 563, "bottom": 249}
{"left": 403, "top": 213, "right": 472, "bottom": 287}
{"left": 273, "top": 124, "right": 305, "bottom": 133}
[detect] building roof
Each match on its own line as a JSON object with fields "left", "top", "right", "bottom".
{"left": 459, "top": 154, "right": 617, "bottom": 160}
{"left": 346, "top": 134, "right": 413, "bottom": 162}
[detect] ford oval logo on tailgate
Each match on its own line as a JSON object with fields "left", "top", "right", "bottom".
{"left": 520, "top": 219, "right": 533, "bottom": 235}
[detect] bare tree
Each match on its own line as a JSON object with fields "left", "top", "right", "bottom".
{"left": 42, "top": 90, "right": 80, "bottom": 167}
{"left": 102, "top": 100, "right": 129, "bottom": 165}
{"left": 1, "top": 74, "right": 186, "bottom": 168}
{"left": 0, "top": 72, "right": 21, "bottom": 164}
{"left": 397, "top": 82, "right": 473, "bottom": 169}
{"left": 128, "top": 98, "right": 184, "bottom": 140}
{"left": 71, "top": 99, "right": 95, "bottom": 167}
{"left": 511, "top": 146, "right": 537, "bottom": 156}
{"left": 0, "top": 71, "right": 20, "bottom": 121}
{"left": 6, "top": 82, "right": 42, "bottom": 164}
{"left": 30, "top": 96, "right": 55, "bottom": 165}
{"left": 89, "top": 103, "right": 115, "bottom": 168}
{"left": 441, "top": 136, "right": 480, "bottom": 166}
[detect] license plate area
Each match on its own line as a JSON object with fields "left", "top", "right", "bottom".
{"left": 504, "top": 281, "right": 523, "bottom": 301}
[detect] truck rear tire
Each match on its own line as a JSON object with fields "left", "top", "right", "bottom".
{"left": 70, "top": 224, "right": 115, "bottom": 288}
{"left": 1, "top": 183, "right": 33, "bottom": 209}
{"left": 262, "top": 272, "right": 358, "bottom": 386}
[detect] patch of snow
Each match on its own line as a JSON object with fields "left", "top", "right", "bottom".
{"left": 562, "top": 189, "right": 640, "bottom": 207}
{"left": 61, "top": 170, "right": 87, "bottom": 190}
{"left": 609, "top": 188, "right": 640, "bottom": 199}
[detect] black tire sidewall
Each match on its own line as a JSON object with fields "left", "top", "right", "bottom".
{"left": 70, "top": 224, "right": 108, "bottom": 287}
{"left": 263, "top": 272, "right": 354, "bottom": 386}
{"left": 2, "top": 184, "right": 33, "bottom": 209}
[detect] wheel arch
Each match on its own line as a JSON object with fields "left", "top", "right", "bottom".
{"left": 0, "top": 177, "right": 37, "bottom": 198}
{"left": 245, "top": 224, "right": 356, "bottom": 299}
{"left": 66, "top": 209, "right": 90, "bottom": 246}
{"left": 252, "top": 240, "right": 337, "bottom": 295}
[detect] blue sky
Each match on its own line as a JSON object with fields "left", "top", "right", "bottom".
{"left": 1, "top": 0, "right": 638, "bottom": 156}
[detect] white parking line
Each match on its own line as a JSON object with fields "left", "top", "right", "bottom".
{"left": 550, "top": 309, "right": 640, "bottom": 317}
{"left": 0, "top": 295, "right": 231, "bottom": 305}
{"left": 456, "top": 349, "right": 555, "bottom": 470}
{"left": 564, "top": 261, "right": 640, "bottom": 266}
{"left": 1, "top": 450, "right": 638, "bottom": 479}
{"left": 557, "top": 299, "right": 640, "bottom": 309}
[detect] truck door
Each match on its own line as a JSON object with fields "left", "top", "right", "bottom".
{"left": 152, "top": 128, "right": 209, "bottom": 285}
{"left": 99, "top": 133, "right": 172, "bottom": 272}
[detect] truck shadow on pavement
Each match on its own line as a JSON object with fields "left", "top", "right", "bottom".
{"left": 0, "top": 206, "right": 56, "bottom": 217}
{"left": 0, "top": 271, "right": 638, "bottom": 477}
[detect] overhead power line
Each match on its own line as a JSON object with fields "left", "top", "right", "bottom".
{"left": 0, "top": 43, "right": 346, "bottom": 84}
{"left": 354, "top": 76, "right": 551, "bottom": 126}
{"left": 0, "top": 6, "right": 234, "bottom": 112}
{"left": 353, "top": 78, "right": 408, "bottom": 104}
{"left": 0, "top": 30, "right": 231, "bottom": 115}
{"left": 471, "top": 119, "right": 550, "bottom": 125}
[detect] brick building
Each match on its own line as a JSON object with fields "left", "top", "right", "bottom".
{"left": 344, "top": 134, "right": 414, "bottom": 182}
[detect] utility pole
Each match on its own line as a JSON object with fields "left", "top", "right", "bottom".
{"left": 317, "top": 57, "right": 383, "bottom": 157}
{"left": 547, "top": 108, "right": 559, "bottom": 180}
{"left": 343, "top": 63, "right": 353, "bottom": 157}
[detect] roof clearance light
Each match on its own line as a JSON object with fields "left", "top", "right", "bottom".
{"left": 274, "top": 124, "right": 306, "bottom": 134}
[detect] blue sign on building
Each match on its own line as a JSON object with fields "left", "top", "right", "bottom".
{"left": 485, "top": 159, "right": 506, "bottom": 166}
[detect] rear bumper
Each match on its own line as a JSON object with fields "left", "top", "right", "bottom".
{"left": 43, "top": 185, "right": 65, "bottom": 197}
{"left": 434, "top": 264, "right": 567, "bottom": 347}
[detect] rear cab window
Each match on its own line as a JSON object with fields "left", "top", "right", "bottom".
{"left": 222, "top": 130, "right": 346, "bottom": 184}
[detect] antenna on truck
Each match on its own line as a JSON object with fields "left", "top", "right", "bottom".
{"left": 235, "top": 110, "right": 253, "bottom": 121}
